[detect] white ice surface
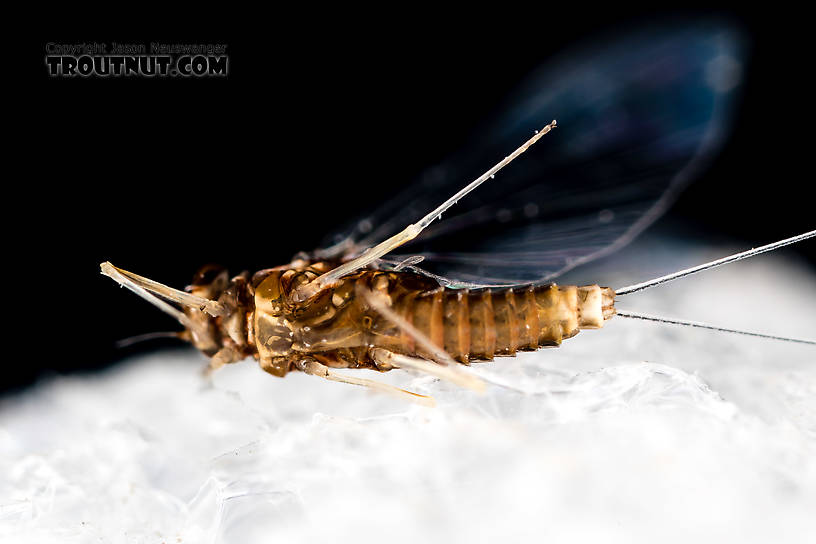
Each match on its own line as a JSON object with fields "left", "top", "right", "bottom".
{"left": 2, "top": 237, "right": 816, "bottom": 544}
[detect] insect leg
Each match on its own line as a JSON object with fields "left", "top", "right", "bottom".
{"left": 293, "top": 120, "right": 557, "bottom": 302}
{"left": 294, "top": 357, "right": 436, "bottom": 407}
{"left": 358, "top": 285, "right": 485, "bottom": 392}
{"left": 369, "top": 348, "right": 484, "bottom": 392}
{"left": 99, "top": 262, "right": 208, "bottom": 339}
{"left": 100, "top": 262, "right": 227, "bottom": 316}
{"left": 203, "top": 346, "right": 243, "bottom": 376}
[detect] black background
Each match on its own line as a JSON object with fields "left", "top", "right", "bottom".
{"left": 15, "top": 7, "right": 814, "bottom": 394}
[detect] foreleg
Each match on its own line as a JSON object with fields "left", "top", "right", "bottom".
{"left": 292, "top": 121, "right": 557, "bottom": 302}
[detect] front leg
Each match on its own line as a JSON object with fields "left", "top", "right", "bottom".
{"left": 203, "top": 346, "right": 243, "bottom": 376}
{"left": 292, "top": 121, "right": 557, "bottom": 302}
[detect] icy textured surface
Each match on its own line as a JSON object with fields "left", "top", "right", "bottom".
{"left": 2, "top": 238, "right": 815, "bottom": 543}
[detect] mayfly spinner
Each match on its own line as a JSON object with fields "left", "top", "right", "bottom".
{"left": 101, "top": 23, "right": 814, "bottom": 404}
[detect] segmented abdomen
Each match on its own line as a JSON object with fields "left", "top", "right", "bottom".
{"left": 395, "top": 284, "right": 615, "bottom": 362}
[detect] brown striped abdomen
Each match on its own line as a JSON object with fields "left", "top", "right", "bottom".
{"left": 394, "top": 284, "right": 615, "bottom": 362}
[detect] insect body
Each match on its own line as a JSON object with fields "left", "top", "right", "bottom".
{"left": 101, "top": 219, "right": 814, "bottom": 403}
{"left": 179, "top": 261, "right": 615, "bottom": 377}
{"left": 101, "top": 258, "right": 620, "bottom": 401}
{"left": 101, "top": 23, "right": 815, "bottom": 402}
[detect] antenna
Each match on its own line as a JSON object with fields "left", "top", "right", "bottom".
{"left": 616, "top": 230, "right": 816, "bottom": 295}
{"left": 115, "top": 331, "right": 187, "bottom": 349}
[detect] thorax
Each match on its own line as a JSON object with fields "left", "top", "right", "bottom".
{"left": 251, "top": 263, "right": 439, "bottom": 361}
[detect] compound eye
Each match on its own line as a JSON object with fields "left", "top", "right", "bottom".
{"left": 190, "top": 264, "right": 230, "bottom": 300}
{"left": 192, "top": 264, "right": 227, "bottom": 286}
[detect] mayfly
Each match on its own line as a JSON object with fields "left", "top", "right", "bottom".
{"left": 101, "top": 22, "right": 814, "bottom": 404}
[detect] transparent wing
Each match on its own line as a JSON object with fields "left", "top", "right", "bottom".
{"left": 313, "top": 21, "right": 745, "bottom": 286}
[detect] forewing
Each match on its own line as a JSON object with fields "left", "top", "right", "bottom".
{"left": 314, "top": 21, "right": 745, "bottom": 286}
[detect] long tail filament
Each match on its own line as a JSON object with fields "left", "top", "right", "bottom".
{"left": 614, "top": 230, "right": 816, "bottom": 345}
{"left": 615, "top": 230, "right": 816, "bottom": 295}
